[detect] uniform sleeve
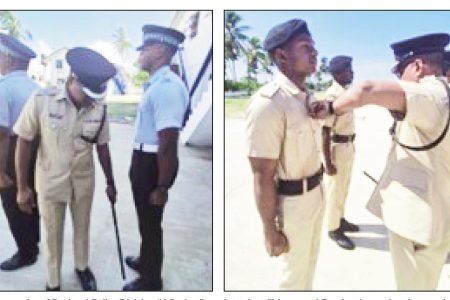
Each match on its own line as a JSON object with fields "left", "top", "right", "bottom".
{"left": 0, "top": 87, "right": 10, "bottom": 129}
{"left": 246, "top": 96, "right": 284, "bottom": 159}
{"left": 399, "top": 80, "right": 448, "bottom": 131}
{"left": 13, "top": 92, "right": 40, "bottom": 141}
{"left": 96, "top": 113, "right": 110, "bottom": 145}
{"left": 152, "top": 81, "right": 188, "bottom": 132}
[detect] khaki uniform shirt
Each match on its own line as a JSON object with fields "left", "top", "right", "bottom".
{"left": 367, "top": 76, "right": 450, "bottom": 246}
{"left": 13, "top": 86, "right": 110, "bottom": 203}
{"left": 324, "top": 80, "right": 355, "bottom": 135}
{"left": 246, "top": 72, "right": 322, "bottom": 180}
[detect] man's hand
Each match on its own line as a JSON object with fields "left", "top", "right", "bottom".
{"left": 308, "top": 101, "right": 333, "bottom": 119}
{"left": 325, "top": 163, "right": 337, "bottom": 176}
{"left": 17, "top": 186, "right": 36, "bottom": 215}
{"left": 106, "top": 184, "right": 117, "bottom": 204}
{"left": 0, "top": 173, "right": 13, "bottom": 189}
{"left": 148, "top": 187, "right": 168, "bottom": 207}
{"left": 264, "top": 228, "right": 289, "bottom": 257}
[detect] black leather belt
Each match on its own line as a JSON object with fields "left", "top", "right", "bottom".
{"left": 277, "top": 165, "right": 324, "bottom": 196}
{"left": 331, "top": 133, "right": 356, "bottom": 143}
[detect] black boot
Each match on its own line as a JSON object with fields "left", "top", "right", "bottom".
{"left": 340, "top": 218, "right": 359, "bottom": 232}
{"left": 123, "top": 277, "right": 162, "bottom": 291}
{"left": 75, "top": 267, "right": 97, "bottom": 291}
{"left": 328, "top": 229, "right": 355, "bottom": 250}
{"left": 125, "top": 255, "right": 140, "bottom": 272}
{"left": 0, "top": 251, "right": 38, "bottom": 271}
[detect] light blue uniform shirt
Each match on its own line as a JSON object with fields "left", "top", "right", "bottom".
{"left": 0, "top": 70, "right": 39, "bottom": 135}
{"left": 134, "top": 65, "right": 189, "bottom": 145}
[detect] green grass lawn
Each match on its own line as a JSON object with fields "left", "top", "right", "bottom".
{"left": 225, "top": 97, "right": 249, "bottom": 119}
{"left": 105, "top": 95, "right": 140, "bottom": 121}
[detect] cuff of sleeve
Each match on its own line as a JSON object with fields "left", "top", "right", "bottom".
{"left": 248, "top": 150, "right": 279, "bottom": 160}
{"left": 13, "top": 127, "right": 35, "bottom": 141}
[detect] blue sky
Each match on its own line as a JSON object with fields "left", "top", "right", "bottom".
{"left": 229, "top": 11, "right": 450, "bottom": 82}
{"left": 8, "top": 11, "right": 175, "bottom": 68}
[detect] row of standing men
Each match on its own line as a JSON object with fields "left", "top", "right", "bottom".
{"left": 0, "top": 24, "right": 189, "bottom": 291}
{"left": 246, "top": 18, "right": 450, "bottom": 290}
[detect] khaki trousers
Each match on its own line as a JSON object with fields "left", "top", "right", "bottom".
{"left": 388, "top": 230, "right": 450, "bottom": 290}
{"left": 38, "top": 179, "right": 94, "bottom": 288}
{"left": 325, "top": 142, "right": 354, "bottom": 231}
{"left": 278, "top": 186, "right": 325, "bottom": 290}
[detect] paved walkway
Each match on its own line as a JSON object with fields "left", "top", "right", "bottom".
{"left": 0, "top": 123, "right": 212, "bottom": 291}
{"left": 225, "top": 107, "right": 450, "bottom": 290}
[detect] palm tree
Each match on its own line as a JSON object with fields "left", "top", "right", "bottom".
{"left": 112, "top": 27, "right": 131, "bottom": 59}
{"left": 224, "top": 11, "right": 249, "bottom": 81}
{"left": 260, "top": 52, "right": 274, "bottom": 81}
{"left": 244, "top": 37, "right": 265, "bottom": 95}
{"left": 0, "top": 11, "right": 31, "bottom": 40}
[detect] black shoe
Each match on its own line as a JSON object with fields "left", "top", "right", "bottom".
{"left": 0, "top": 252, "right": 37, "bottom": 271}
{"left": 125, "top": 256, "right": 140, "bottom": 272}
{"left": 46, "top": 285, "right": 60, "bottom": 291}
{"left": 328, "top": 230, "right": 355, "bottom": 250}
{"left": 340, "top": 218, "right": 359, "bottom": 232}
{"left": 122, "top": 278, "right": 162, "bottom": 291}
{"left": 75, "top": 267, "right": 97, "bottom": 291}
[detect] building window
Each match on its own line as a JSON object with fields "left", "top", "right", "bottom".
{"left": 57, "top": 78, "right": 65, "bottom": 85}
{"left": 55, "top": 60, "right": 63, "bottom": 69}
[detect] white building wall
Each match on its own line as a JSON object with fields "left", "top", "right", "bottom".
{"left": 171, "top": 11, "right": 212, "bottom": 147}
{"left": 43, "top": 48, "right": 70, "bottom": 88}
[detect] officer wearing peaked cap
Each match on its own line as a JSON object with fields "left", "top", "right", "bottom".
{"left": 123, "top": 25, "right": 188, "bottom": 291}
{"left": 322, "top": 55, "right": 360, "bottom": 251}
{"left": 14, "top": 47, "right": 118, "bottom": 291}
{"left": 246, "top": 19, "right": 324, "bottom": 290}
{"left": 0, "top": 33, "right": 41, "bottom": 271}
{"left": 309, "top": 33, "right": 450, "bottom": 290}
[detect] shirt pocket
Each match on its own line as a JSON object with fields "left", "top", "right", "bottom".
{"left": 284, "top": 120, "right": 320, "bottom": 174}
{"left": 81, "top": 121, "right": 101, "bottom": 142}
{"left": 43, "top": 114, "right": 64, "bottom": 146}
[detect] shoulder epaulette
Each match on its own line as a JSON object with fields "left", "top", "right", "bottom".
{"left": 36, "top": 86, "right": 60, "bottom": 97}
{"left": 259, "top": 82, "right": 280, "bottom": 98}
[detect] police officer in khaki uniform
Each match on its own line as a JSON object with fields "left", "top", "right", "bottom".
{"left": 322, "top": 56, "right": 359, "bottom": 250}
{"left": 309, "top": 33, "right": 450, "bottom": 290}
{"left": 246, "top": 19, "right": 324, "bottom": 290}
{"left": 14, "top": 47, "right": 118, "bottom": 291}
{"left": 0, "top": 33, "right": 40, "bottom": 271}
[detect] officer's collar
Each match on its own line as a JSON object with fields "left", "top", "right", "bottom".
{"left": 331, "top": 80, "right": 346, "bottom": 92}
{"left": 276, "top": 72, "right": 306, "bottom": 96}
{"left": 56, "top": 87, "right": 69, "bottom": 102}
{"left": 148, "top": 65, "right": 170, "bottom": 85}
